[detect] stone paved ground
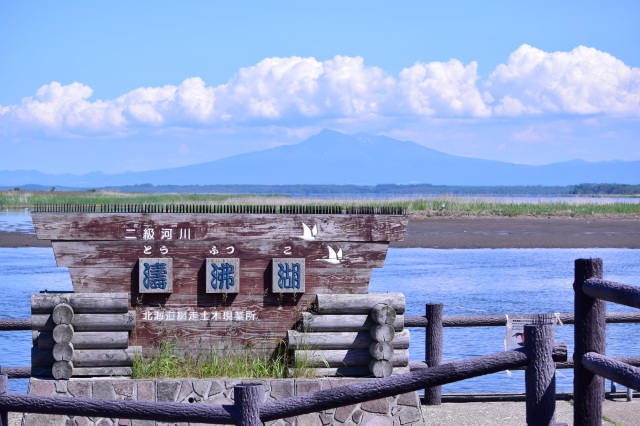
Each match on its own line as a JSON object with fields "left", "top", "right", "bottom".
{"left": 422, "top": 398, "right": 639, "bottom": 426}
{"left": 10, "top": 398, "right": 638, "bottom": 425}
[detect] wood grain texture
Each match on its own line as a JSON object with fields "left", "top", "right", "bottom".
{"left": 573, "top": 258, "right": 605, "bottom": 426}
{"left": 67, "top": 267, "right": 372, "bottom": 296}
{"left": 32, "top": 213, "right": 408, "bottom": 242}
{"left": 52, "top": 303, "right": 74, "bottom": 325}
{"left": 369, "top": 304, "right": 396, "bottom": 325}
{"left": 425, "top": 303, "right": 443, "bottom": 405}
{"left": 582, "top": 278, "right": 640, "bottom": 309}
{"left": 287, "top": 330, "right": 410, "bottom": 350}
{"left": 52, "top": 324, "right": 74, "bottom": 343}
{"left": 581, "top": 352, "right": 640, "bottom": 392}
{"left": 369, "top": 324, "right": 395, "bottom": 342}
{"left": 294, "top": 349, "right": 408, "bottom": 367}
{"left": 369, "top": 359, "right": 393, "bottom": 378}
{"left": 369, "top": 342, "right": 394, "bottom": 361}
{"left": 287, "top": 366, "right": 410, "bottom": 378}
{"left": 33, "top": 347, "right": 141, "bottom": 368}
{"left": 38, "top": 331, "right": 129, "bottom": 349}
{"left": 52, "top": 241, "right": 389, "bottom": 269}
{"left": 301, "top": 312, "right": 404, "bottom": 332}
{"left": 31, "top": 293, "right": 129, "bottom": 314}
{"left": 404, "top": 311, "right": 640, "bottom": 327}
{"left": 53, "top": 342, "right": 74, "bottom": 362}
{"left": 234, "top": 384, "right": 263, "bottom": 426}
{"left": 315, "top": 293, "right": 406, "bottom": 314}
{"left": 524, "top": 324, "right": 557, "bottom": 426}
{"left": 32, "top": 311, "right": 136, "bottom": 331}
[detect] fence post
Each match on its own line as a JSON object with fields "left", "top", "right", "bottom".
{"left": 425, "top": 303, "right": 443, "bottom": 405}
{"left": 234, "top": 383, "right": 263, "bottom": 426}
{"left": 525, "top": 316, "right": 559, "bottom": 426}
{"left": 0, "top": 373, "right": 7, "bottom": 426}
{"left": 574, "top": 258, "right": 605, "bottom": 426}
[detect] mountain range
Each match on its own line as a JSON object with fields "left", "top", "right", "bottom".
{"left": 1, "top": 130, "right": 638, "bottom": 187}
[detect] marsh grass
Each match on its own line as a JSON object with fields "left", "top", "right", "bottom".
{"left": 132, "top": 341, "right": 299, "bottom": 379}
{"left": 0, "top": 190, "right": 235, "bottom": 206}
{"left": 2, "top": 190, "right": 638, "bottom": 217}
{"left": 132, "top": 339, "right": 317, "bottom": 379}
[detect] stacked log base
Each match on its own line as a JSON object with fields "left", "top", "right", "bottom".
{"left": 289, "top": 293, "right": 409, "bottom": 377}
{"left": 31, "top": 292, "right": 137, "bottom": 379}
{"left": 24, "top": 377, "right": 425, "bottom": 426}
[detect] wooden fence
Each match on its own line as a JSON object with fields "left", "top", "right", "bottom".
{"left": 404, "top": 261, "right": 640, "bottom": 405}
{"left": 0, "top": 323, "right": 566, "bottom": 425}
{"left": 573, "top": 258, "right": 640, "bottom": 426}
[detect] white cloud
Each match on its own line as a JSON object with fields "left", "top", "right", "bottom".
{"left": 487, "top": 44, "right": 640, "bottom": 116}
{"left": 397, "top": 59, "right": 490, "bottom": 117}
{"left": 1, "top": 46, "right": 638, "bottom": 139}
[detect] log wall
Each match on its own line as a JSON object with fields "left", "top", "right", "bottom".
{"left": 288, "top": 293, "right": 409, "bottom": 377}
{"left": 31, "top": 292, "right": 138, "bottom": 379}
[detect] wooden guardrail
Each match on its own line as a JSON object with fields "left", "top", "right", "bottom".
{"left": 0, "top": 323, "right": 567, "bottom": 425}
{"left": 403, "top": 298, "right": 640, "bottom": 405}
{"left": 573, "top": 258, "right": 640, "bottom": 426}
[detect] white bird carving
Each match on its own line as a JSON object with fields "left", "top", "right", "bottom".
{"left": 322, "top": 246, "right": 343, "bottom": 264}
{"left": 299, "top": 223, "right": 318, "bottom": 240}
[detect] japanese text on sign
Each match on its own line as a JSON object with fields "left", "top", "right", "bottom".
{"left": 272, "top": 258, "right": 305, "bottom": 293}
{"left": 125, "top": 225, "right": 192, "bottom": 240}
{"left": 140, "top": 309, "right": 258, "bottom": 322}
{"left": 138, "top": 258, "right": 173, "bottom": 293}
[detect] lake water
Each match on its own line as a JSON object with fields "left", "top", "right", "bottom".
{"left": 369, "top": 248, "right": 640, "bottom": 395}
{"left": 1, "top": 211, "right": 639, "bottom": 395}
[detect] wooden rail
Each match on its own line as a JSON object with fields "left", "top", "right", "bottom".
{"left": 574, "top": 258, "right": 640, "bottom": 426}
{"left": 0, "top": 328, "right": 565, "bottom": 425}
{"left": 404, "top": 306, "right": 640, "bottom": 406}
{"left": 404, "top": 311, "right": 640, "bottom": 327}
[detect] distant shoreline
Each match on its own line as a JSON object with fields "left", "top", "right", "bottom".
{"left": 2, "top": 216, "right": 639, "bottom": 249}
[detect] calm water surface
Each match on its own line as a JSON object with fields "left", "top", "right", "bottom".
{"left": 370, "top": 248, "right": 640, "bottom": 394}
{"left": 1, "top": 211, "right": 639, "bottom": 395}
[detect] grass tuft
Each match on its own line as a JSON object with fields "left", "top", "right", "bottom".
{"left": 132, "top": 341, "right": 313, "bottom": 379}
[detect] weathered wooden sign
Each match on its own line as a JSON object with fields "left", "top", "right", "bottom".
{"left": 32, "top": 204, "right": 407, "bottom": 354}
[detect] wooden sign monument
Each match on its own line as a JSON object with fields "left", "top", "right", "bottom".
{"left": 32, "top": 204, "right": 407, "bottom": 356}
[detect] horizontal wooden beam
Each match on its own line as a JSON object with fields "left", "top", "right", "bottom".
{"left": 0, "top": 392, "right": 236, "bottom": 424}
{"left": 315, "top": 293, "right": 405, "bottom": 314}
{"left": 36, "top": 331, "right": 129, "bottom": 349}
{"left": 31, "top": 311, "right": 136, "bottom": 331}
{"left": 301, "top": 312, "right": 404, "bottom": 332}
{"left": 288, "top": 366, "right": 410, "bottom": 377}
{"left": 32, "top": 346, "right": 141, "bottom": 368}
{"left": 403, "top": 311, "right": 640, "bottom": 327}
{"left": 583, "top": 278, "right": 640, "bottom": 309}
{"left": 0, "top": 318, "right": 30, "bottom": 331}
{"left": 33, "top": 213, "right": 408, "bottom": 242}
{"left": 52, "top": 241, "right": 389, "bottom": 269}
{"left": 287, "top": 330, "right": 409, "bottom": 350}
{"left": 582, "top": 352, "right": 640, "bottom": 392}
{"left": 31, "top": 293, "right": 129, "bottom": 314}
{"left": 294, "top": 349, "right": 408, "bottom": 368}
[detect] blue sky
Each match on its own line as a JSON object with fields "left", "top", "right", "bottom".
{"left": 1, "top": 1, "right": 639, "bottom": 174}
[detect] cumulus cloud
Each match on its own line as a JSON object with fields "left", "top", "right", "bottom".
{"left": 396, "top": 59, "right": 490, "bottom": 117}
{"left": 487, "top": 44, "right": 640, "bottom": 116}
{"left": 1, "top": 46, "right": 638, "bottom": 138}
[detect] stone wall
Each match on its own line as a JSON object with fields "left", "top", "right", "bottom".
{"left": 25, "top": 377, "right": 425, "bottom": 426}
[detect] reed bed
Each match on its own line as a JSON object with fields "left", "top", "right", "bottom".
{"left": 1, "top": 190, "right": 638, "bottom": 217}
